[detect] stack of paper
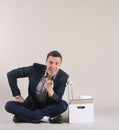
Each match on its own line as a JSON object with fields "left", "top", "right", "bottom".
{"left": 79, "top": 95, "right": 93, "bottom": 99}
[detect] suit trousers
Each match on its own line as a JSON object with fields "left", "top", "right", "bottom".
{"left": 5, "top": 100, "right": 68, "bottom": 123}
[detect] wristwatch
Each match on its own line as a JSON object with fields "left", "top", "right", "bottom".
{"left": 15, "top": 95, "right": 20, "bottom": 98}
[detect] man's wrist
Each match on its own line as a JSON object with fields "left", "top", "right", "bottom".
{"left": 15, "top": 95, "right": 20, "bottom": 99}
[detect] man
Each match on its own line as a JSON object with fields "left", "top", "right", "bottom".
{"left": 5, "top": 50, "right": 69, "bottom": 123}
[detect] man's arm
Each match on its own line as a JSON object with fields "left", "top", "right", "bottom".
{"left": 7, "top": 65, "right": 32, "bottom": 97}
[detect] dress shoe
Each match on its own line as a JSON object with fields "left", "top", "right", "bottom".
{"left": 49, "top": 115, "right": 63, "bottom": 123}
{"left": 13, "top": 115, "right": 26, "bottom": 123}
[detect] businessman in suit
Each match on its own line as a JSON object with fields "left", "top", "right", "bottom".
{"left": 5, "top": 50, "right": 69, "bottom": 123}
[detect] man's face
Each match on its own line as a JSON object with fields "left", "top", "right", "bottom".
{"left": 46, "top": 56, "right": 62, "bottom": 78}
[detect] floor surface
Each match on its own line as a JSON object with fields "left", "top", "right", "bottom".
{"left": 1, "top": 101, "right": 119, "bottom": 130}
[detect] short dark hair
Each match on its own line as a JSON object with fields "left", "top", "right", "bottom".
{"left": 46, "top": 50, "right": 62, "bottom": 62}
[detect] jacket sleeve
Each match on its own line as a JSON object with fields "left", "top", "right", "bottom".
{"left": 48, "top": 70, "right": 69, "bottom": 103}
{"left": 7, "top": 65, "right": 33, "bottom": 97}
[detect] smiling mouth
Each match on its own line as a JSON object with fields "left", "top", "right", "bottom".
{"left": 49, "top": 70, "right": 55, "bottom": 73}
{"left": 49, "top": 68, "right": 57, "bottom": 74}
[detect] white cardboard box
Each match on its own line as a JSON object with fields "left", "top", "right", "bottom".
{"left": 69, "top": 99, "right": 94, "bottom": 123}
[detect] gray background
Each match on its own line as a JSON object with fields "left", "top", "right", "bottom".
{"left": 0, "top": 0, "right": 119, "bottom": 120}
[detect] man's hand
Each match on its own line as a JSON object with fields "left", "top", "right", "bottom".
{"left": 45, "top": 79, "right": 54, "bottom": 97}
{"left": 15, "top": 96, "right": 25, "bottom": 103}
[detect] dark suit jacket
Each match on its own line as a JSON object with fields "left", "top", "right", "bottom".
{"left": 7, "top": 63, "right": 69, "bottom": 105}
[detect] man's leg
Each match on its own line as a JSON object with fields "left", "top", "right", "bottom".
{"left": 5, "top": 101, "right": 43, "bottom": 123}
{"left": 41, "top": 100, "right": 68, "bottom": 117}
{"left": 41, "top": 100, "right": 68, "bottom": 123}
{"left": 5, "top": 100, "right": 68, "bottom": 123}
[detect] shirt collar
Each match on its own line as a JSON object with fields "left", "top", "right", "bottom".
{"left": 44, "top": 70, "right": 58, "bottom": 81}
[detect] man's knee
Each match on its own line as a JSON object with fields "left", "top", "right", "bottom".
{"left": 5, "top": 101, "right": 13, "bottom": 112}
{"left": 60, "top": 100, "right": 68, "bottom": 112}
{"left": 5, "top": 101, "right": 17, "bottom": 113}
